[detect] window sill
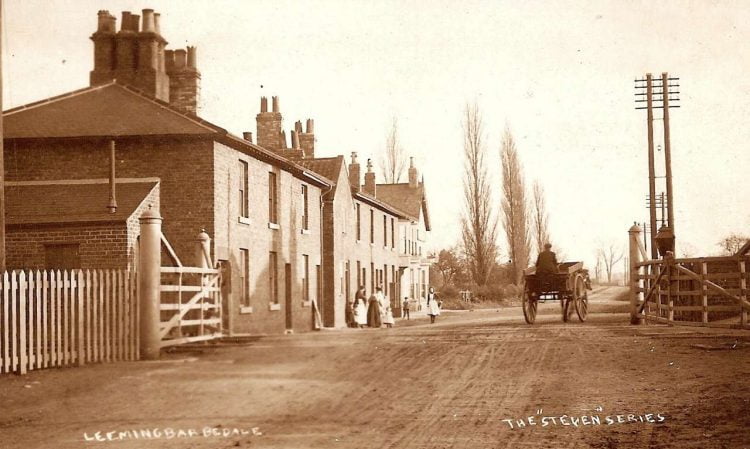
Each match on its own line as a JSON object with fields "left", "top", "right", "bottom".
{"left": 301, "top": 229, "right": 311, "bottom": 235}
{"left": 301, "top": 300, "right": 312, "bottom": 308}
{"left": 356, "top": 239, "right": 362, "bottom": 244}
{"left": 268, "top": 222, "right": 280, "bottom": 230}
{"left": 268, "top": 302, "right": 281, "bottom": 311}
{"left": 370, "top": 243, "right": 375, "bottom": 247}
{"left": 239, "top": 306, "right": 254, "bottom": 314}
{"left": 238, "top": 216, "right": 251, "bottom": 225}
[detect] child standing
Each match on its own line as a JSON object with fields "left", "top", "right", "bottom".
{"left": 402, "top": 297, "right": 410, "bottom": 320}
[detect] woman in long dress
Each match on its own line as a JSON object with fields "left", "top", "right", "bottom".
{"left": 353, "top": 286, "right": 368, "bottom": 328}
{"left": 426, "top": 287, "right": 440, "bottom": 324}
{"left": 367, "top": 288, "right": 382, "bottom": 328}
{"left": 354, "top": 289, "right": 367, "bottom": 329}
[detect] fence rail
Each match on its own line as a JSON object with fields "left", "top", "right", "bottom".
{"left": 0, "top": 269, "right": 138, "bottom": 375}
{"left": 633, "top": 255, "right": 750, "bottom": 329}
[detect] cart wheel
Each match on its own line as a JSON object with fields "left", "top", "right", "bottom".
{"left": 522, "top": 283, "right": 537, "bottom": 324}
{"left": 575, "top": 275, "right": 588, "bottom": 322}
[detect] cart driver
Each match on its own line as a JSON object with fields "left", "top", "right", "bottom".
{"left": 535, "top": 243, "right": 559, "bottom": 275}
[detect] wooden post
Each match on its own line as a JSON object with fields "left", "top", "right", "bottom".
{"left": 628, "top": 224, "right": 643, "bottom": 324}
{"left": 701, "top": 261, "right": 709, "bottom": 324}
{"left": 0, "top": 0, "right": 6, "bottom": 273}
{"left": 662, "top": 73, "right": 675, "bottom": 236}
{"left": 138, "top": 206, "right": 162, "bottom": 360}
{"left": 666, "top": 252, "right": 674, "bottom": 323}
{"left": 646, "top": 74, "right": 658, "bottom": 260}
{"left": 76, "top": 270, "right": 85, "bottom": 367}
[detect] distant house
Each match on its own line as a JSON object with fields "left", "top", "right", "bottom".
{"left": 2, "top": 9, "right": 332, "bottom": 336}
{"left": 5, "top": 179, "right": 159, "bottom": 270}
{"left": 376, "top": 158, "right": 432, "bottom": 310}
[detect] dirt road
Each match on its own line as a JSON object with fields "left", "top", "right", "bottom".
{"left": 1, "top": 287, "right": 749, "bottom": 449}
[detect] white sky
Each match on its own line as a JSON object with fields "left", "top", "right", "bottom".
{"left": 3, "top": 0, "right": 749, "bottom": 274}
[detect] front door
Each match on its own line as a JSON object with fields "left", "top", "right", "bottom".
{"left": 285, "top": 263, "right": 292, "bottom": 330}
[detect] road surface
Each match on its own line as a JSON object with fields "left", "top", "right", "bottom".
{"left": 1, "top": 287, "right": 749, "bottom": 448}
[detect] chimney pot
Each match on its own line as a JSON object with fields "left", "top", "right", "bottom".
{"left": 291, "top": 130, "right": 300, "bottom": 149}
{"left": 306, "top": 119, "right": 314, "bottom": 134}
{"left": 295, "top": 121, "right": 303, "bottom": 133}
{"left": 272, "top": 96, "right": 280, "bottom": 113}
{"left": 97, "top": 10, "right": 116, "bottom": 33}
{"left": 351, "top": 152, "right": 358, "bottom": 164}
{"left": 243, "top": 132, "right": 253, "bottom": 143}
{"left": 187, "top": 46, "right": 197, "bottom": 69}
{"left": 164, "top": 50, "right": 175, "bottom": 70}
{"left": 121, "top": 11, "right": 132, "bottom": 31}
{"left": 142, "top": 9, "right": 156, "bottom": 33}
{"left": 174, "top": 49, "right": 187, "bottom": 68}
{"left": 366, "top": 158, "right": 373, "bottom": 173}
{"left": 154, "top": 12, "right": 161, "bottom": 34}
{"left": 130, "top": 14, "right": 141, "bottom": 32}
{"left": 279, "top": 130, "right": 288, "bottom": 149}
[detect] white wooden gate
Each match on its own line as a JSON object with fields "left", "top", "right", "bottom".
{"left": 158, "top": 233, "right": 222, "bottom": 347}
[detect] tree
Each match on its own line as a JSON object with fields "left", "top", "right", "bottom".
{"left": 380, "top": 117, "right": 408, "bottom": 183}
{"left": 597, "top": 243, "right": 624, "bottom": 284}
{"left": 460, "top": 102, "right": 498, "bottom": 286}
{"left": 500, "top": 126, "right": 530, "bottom": 285}
{"left": 435, "top": 247, "right": 463, "bottom": 286}
{"left": 717, "top": 233, "right": 749, "bottom": 255}
{"left": 531, "top": 180, "right": 550, "bottom": 255}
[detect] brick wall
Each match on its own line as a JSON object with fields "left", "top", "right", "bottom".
{"left": 6, "top": 223, "right": 129, "bottom": 270}
{"left": 213, "top": 142, "right": 322, "bottom": 335}
{"left": 5, "top": 138, "right": 215, "bottom": 264}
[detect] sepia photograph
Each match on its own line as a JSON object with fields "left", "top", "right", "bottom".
{"left": 0, "top": 0, "right": 748, "bottom": 448}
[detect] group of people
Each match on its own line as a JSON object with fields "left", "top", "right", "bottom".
{"left": 346, "top": 286, "right": 442, "bottom": 328}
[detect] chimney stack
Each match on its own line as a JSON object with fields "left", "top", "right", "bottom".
{"left": 349, "top": 152, "right": 361, "bottom": 193}
{"left": 408, "top": 156, "right": 418, "bottom": 188}
{"left": 167, "top": 45, "right": 201, "bottom": 114}
{"left": 364, "top": 159, "right": 377, "bottom": 196}
{"left": 90, "top": 10, "right": 117, "bottom": 83}
{"left": 299, "top": 118, "right": 315, "bottom": 159}
{"left": 243, "top": 132, "right": 253, "bottom": 143}
{"left": 256, "top": 96, "right": 283, "bottom": 150}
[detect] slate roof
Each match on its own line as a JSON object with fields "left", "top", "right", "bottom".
{"left": 5, "top": 180, "right": 158, "bottom": 225}
{"left": 3, "top": 83, "right": 218, "bottom": 139}
{"left": 298, "top": 156, "right": 344, "bottom": 184}
{"left": 375, "top": 183, "right": 431, "bottom": 231}
{"left": 2, "top": 82, "right": 331, "bottom": 189}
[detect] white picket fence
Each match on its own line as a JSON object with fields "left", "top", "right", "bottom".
{"left": 0, "top": 269, "right": 138, "bottom": 375}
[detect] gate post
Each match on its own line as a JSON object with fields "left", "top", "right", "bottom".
{"left": 196, "top": 229, "right": 211, "bottom": 269}
{"left": 139, "top": 206, "right": 162, "bottom": 360}
{"left": 629, "top": 223, "right": 643, "bottom": 325}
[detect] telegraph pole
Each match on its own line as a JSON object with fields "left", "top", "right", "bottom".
{"left": 635, "top": 72, "right": 680, "bottom": 259}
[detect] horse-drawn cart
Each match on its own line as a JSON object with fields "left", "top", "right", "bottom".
{"left": 522, "top": 261, "right": 591, "bottom": 324}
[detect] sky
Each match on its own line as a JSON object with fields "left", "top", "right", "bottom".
{"left": 3, "top": 0, "right": 749, "bottom": 276}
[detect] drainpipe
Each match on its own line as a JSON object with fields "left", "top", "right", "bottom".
{"left": 107, "top": 139, "right": 117, "bottom": 213}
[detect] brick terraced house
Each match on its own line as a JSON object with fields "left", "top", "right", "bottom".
{"left": 2, "top": 9, "right": 332, "bottom": 335}
{"left": 252, "top": 97, "right": 432, "bottom": 326}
